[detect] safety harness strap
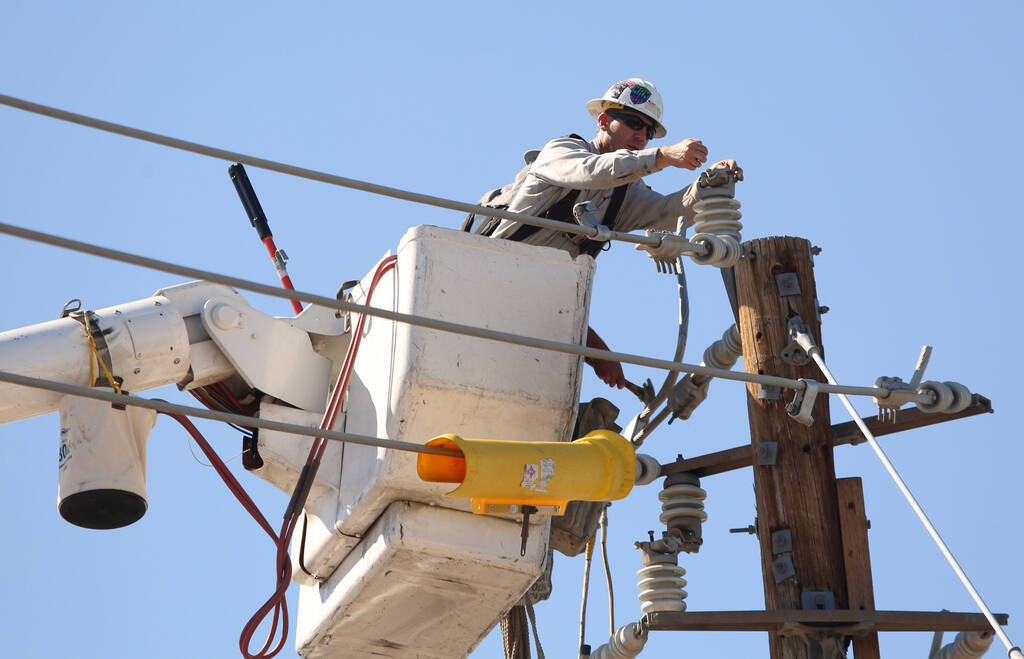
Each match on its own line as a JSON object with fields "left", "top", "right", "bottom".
{"left": 485, "top": 134, "right": 629, "bottom": 257}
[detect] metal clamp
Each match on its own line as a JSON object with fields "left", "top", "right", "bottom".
{"left": 697, "top": 167, "right": 741, "bottom": 192}
{"left": 871, "top": 346, "right": 971, "bottom": 419}
{"left": 572, "top": 201, "right": 612, "bottom": 243}
{"left": 873, "top": 375, "right": 918, "bottom": 422}
{"left": 636, "top": 229, "right": 690, "bottom": 274}
{"left": 789, "top": 316, "right": 818, "bottom": 355}
{"left": 786, "top": 379, "right": 820, "bottom": 427}
{"left": 780, "top": 316, "right": 814, "bottom": 366}
{"left": 666, "top": 374, "right": 710, "bottom": 424}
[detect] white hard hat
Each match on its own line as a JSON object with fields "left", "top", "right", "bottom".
{"left": 586, "top": 78, "right": 667, "bottom": 139}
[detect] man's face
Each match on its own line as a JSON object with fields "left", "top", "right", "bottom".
{"left": 601, "top": 109, "right": 654, "bottom": 152}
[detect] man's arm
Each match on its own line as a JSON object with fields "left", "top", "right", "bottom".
{"left": 585, "top": 326, "right": 625, "bottom": 389}
{"left": 530, "top": 137, "right": 660, "bottom": 190}
{"left": 657, "top": 140, "right": 744, "bottom": 181}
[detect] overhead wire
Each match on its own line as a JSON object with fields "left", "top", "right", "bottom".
{"left": 3, "top": 90, "right": 1011, "bottom": 655}
{"left": 0, "top": 369, "right": 460, "bottom": 458}
{"left": 0, "top": 93, "right": 698, "bottom": 252}
{"left": 0, "top": 220, "right": 934, "bottom": 405}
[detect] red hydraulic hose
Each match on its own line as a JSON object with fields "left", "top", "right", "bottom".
{"left": 166, "top": 256, "right": 398, "bottom": 658}
{"left": 238, "top": 254, "right": 397, "bottom": 659}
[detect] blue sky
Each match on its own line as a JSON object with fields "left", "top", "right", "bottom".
{"left": 1, "top": 1, "right": 1022, "bottom": 658}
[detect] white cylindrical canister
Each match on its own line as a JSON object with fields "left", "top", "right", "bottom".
{"left": 57, "top": 392, "right": 157, "bottom": 529}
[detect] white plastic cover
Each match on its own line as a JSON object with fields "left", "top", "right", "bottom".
{"left": 298, "top": 225, "right": 594, "bottom": 578}
{"left": 295, "top": 501, "right": 549, "bottom": 659}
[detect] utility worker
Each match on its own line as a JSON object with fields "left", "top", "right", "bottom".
{"left": 467, "top": 78, "right": 742, "bottom": 389}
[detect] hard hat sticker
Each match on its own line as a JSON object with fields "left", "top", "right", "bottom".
{"left": 629, "top": 86, "right": 652, "bottom": 105}
{"left": 520, "top": 458, "right": 556, "bottom": 492}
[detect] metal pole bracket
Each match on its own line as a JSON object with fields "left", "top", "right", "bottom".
{"left": 786, "top": 379, "right": 820, "bottom": 427}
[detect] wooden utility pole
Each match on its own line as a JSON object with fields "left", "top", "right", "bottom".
{"left": 837, "top": 477, "right": 881, "bottom": 659}
{"left": 648, "top": 236, "right": 1003, "bottom": 653}
{"left": 734, "top": 236, "right": 849, "bottom": 659}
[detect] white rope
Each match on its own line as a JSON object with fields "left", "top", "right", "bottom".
{"left": 808, "top": 351, "right": 1017, "bottom": 655}
{"left": 0, "top": 220, "right": 930, "bottom": 404}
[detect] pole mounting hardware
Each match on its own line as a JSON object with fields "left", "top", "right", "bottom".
{"left": 786, "top": 379, "right": 820, "bottom": 427}
{"left": 802, "top": 591, "right": 836, "bottom": 611}
{"left": 780, "top": 315, "right": 816, "bottom": 366}
{"left": 573, "top": 201, "right": 611, "bottom": 243}
{"left": 775, "top": 272, "right": 801, "bottom": 297}
{"left": 771, "top": 553, "right": 796, "bottom": 583}
{"left": 755, "top": 441, "right": 778, "bottom": 466}
{"left": 771, "top": 529, "right": 793, "bottom": 555}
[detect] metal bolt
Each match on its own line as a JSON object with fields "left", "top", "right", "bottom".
{"left": 773, "top": 561, "right": 787, "bottom": 574}
{"left": 729, "top": 525, "right": 756, "bottom": 535}
{"left": 173, "top": 357, "right": 181, "bottom": 365}
{"left": 811, "top": 246, "right": 822, "bottom": 255}
{"left": 133, "top": 368, "right": 141, "bottom": 375}
{"left": 818, "top": 306, "right": 830, "bottom": 315}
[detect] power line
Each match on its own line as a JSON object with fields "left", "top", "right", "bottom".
{"left": 0, "top": 93, "right": 695, "bottom": 251}
{"left": 0, "top": 369, "right": 458, "bottom": 457}
{"left": 0, "top": 219, "right": 928, "bottom": 404}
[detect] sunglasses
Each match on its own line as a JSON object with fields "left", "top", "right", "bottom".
{"left": 606, "top": 110, "right": 657, "bottom": 140}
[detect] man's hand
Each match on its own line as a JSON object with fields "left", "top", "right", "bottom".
{"left": 585, "top": 327, "right": 626, "bottom": 389}
{"left": 707, "top": 158, "right": 744, "bottom": 181}
{"left": 586, "top": 355, "right": 626, "bottom": 389}
{"left": 656, "top": 138, "right": 709, "bottom": 170}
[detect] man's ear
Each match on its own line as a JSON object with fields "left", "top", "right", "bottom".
{"left": 596, "top": 112, "right": 612, "bottom": 133}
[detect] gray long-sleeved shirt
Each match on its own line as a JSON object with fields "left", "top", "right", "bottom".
{"left": 489, "top": 135, "right": 701, "bottom": 257}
